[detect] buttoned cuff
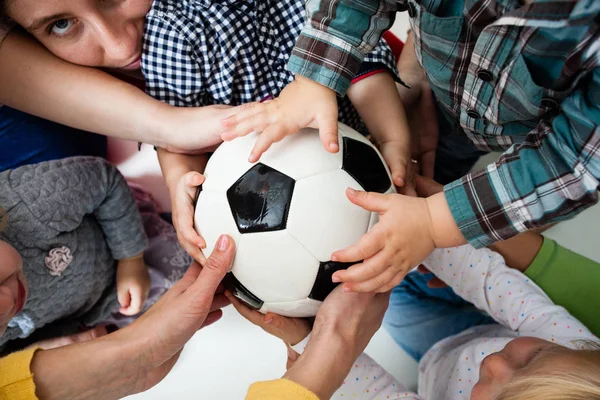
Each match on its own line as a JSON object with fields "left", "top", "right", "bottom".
{"left": 287, "top": 26, "right": 365, "bottom": 96}
{"left": 444, "top": 179, "right": 493, "bottom": 249}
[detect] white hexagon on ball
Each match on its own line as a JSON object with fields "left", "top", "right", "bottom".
{"left": 194, "top": 190, "right": 241, "bottom": 259}
{"left": 259, "top": 128, "right": 343, "bottom": 180}
{"left": 286, "top": 169, "right": 371, "bottom": 262}
{"left": 234, "top": 230, "right": 320, "bottom": 303}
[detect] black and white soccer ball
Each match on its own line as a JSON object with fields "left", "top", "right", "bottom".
{"left": 194, "top": 123, "right": 395, "bottom": 317}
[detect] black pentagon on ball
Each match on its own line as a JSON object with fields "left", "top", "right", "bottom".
{"left": 308, "top": 260, "right": 357, "bottom": 301}
{"left": 342, "top": 137, "right": 392, "bottom": 193}
{"left": 227, "top": 163, "right": 295, "bottom": 233}
{"left": 224, "top": 272, "right": 264, "bottom": 310}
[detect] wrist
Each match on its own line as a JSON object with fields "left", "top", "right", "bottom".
{"left": 157, "top": 148, "right": 190, "bottom": 192}
{"left": 117, "top": 253, "right": 145, "bottom": 271}
{"left": 488, "top": 232, "right": 544, "bottom": 272}
{"left": 294, "top": 74, "right": 336, "bottom": 96}
{"left": 142, "top": 101, "right": 174, "bottom": 149}
{"left": 31, "top": 332, "right": 142, "bottom": 399}
{"left": 425, "top": 192, "right": 466, "bottom": 248}
{"left": 283, "top": 325, "right": 353, "bottom": 399}
{"left": 118, "top": 252, "right": 144, "bottom": 263}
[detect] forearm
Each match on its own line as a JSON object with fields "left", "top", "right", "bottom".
{"left": 283, "top": 325, "right": 354, "bottom": 399}
{"left": 31, "top": 333, "right": 141, "bottom": 400}
{"left": 348, "top": 71, "right": 410, "bottom": 149}
{"left": 158, "top": 149, "right": 209, "bottom": 196}
{"left": 395, "top": 32, "right": 428, "bottom": 106}
{"left": 0, "top": 32, "right": 170, "bottom": 147}
{"left": 426, "top": 192, "right": 467, "bottom": 248}
{"left": 489, "top": 232, "right": 544, "bottom": 272}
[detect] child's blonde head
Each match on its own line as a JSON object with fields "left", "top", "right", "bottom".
{"left": 497, "top": 342, "right": 600, "bottom": 400}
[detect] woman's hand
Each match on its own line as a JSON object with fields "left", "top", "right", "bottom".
{"left": 124, "top": 235, "right": 233, "bottom": 390}
{"left": 226, "top": 292, "right": 312, "bottom": 345}
{"left": 30, "top": 235, "right": 235, "bottom": 400}
{"left": 226, "top": 293, "right": 312, "bottom": 369}
{"left": 282, "top": 286, "right": 391, "bottom": 399}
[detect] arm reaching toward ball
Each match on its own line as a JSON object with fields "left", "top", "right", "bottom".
{"left": 331, "top": 188, "right": 466, "bottom": 293}
{"left": 157, "top": 149, "right": 208, "bottom": 264}
{"left": 221, "top": 76, "right": 340, "bottom": 163}
{"left": 347, "top": 71, "right": 413, "bottom": 193}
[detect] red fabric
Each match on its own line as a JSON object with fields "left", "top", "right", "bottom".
{"left": 350, "top": 31, "right": 405, "bottom": 84}
{"left": 382, "top": 31, "right": 404, "bottom": 62}
{"left": 351, "top": 68, "right": 387, "bottom": 84}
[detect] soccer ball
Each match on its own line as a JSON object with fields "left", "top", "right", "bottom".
{"left": 194, "top": 123, "right": 395, "bottom": 317}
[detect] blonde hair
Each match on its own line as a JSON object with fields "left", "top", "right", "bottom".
{"left": 498, "top": 344, "right": 600, "bottom": 400}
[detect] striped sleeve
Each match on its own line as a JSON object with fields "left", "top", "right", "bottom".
{"left": 445, "top": 67, "right": 600, "bottom": 247}
{"left": 288, "top": 0, "right": 398, "bottom": 95}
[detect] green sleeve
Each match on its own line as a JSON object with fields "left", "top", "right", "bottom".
{"left": 525, "top": 237, "right": 600, "bottom": 337}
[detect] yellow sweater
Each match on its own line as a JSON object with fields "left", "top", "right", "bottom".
{"left": 246, "top": 379, "right": 319, "bottom": 400}
{"left": 0, "top": 349, "right": 318, "bottom": 400}
{"left": 0, "top": 348, "right": 38, "bottom": 400}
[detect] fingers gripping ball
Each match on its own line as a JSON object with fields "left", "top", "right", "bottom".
{"left": 194, "top": 123, "right": 395, "bottom": 317}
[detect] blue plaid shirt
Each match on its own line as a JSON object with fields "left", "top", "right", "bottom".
{"left": 291, "top": 0, "right": 600, "bottom": 247}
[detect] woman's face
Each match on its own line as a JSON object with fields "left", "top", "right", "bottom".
{"left": 0, "top": 240, "right": 27, "bottom": 335}
{"left": 6, "top": 0, "right": 153, "bottom": 69}
{"left": 471, "top": 337, "right": 576, "bottom": 399}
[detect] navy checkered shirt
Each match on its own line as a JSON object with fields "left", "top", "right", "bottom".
{"left": 141, "top": 0, "right": 399, "bottom": 134}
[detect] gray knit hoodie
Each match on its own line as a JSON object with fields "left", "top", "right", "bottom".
{"left": 0, "top": 157, "right": 147, "bottom": 351}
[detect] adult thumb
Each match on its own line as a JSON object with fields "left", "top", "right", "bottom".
{"left": 189, "top": 235, "right": 236, "bottom": 304}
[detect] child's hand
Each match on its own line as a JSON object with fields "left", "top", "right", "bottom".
{"left": 117, "top": 254, "right": 151, "bottom": 316}
{"left": 221, "top": 75, "right": 339, "bottom": 163}
{"left": 331, "top": 189, "right": 436, "bottom": 293}
{"left": 173, "top": 171, "right": 207, "bottom": 264}
{"left": 225, "top": 291, "right": 312, "bottom": 346}
{"left": 331, "top": 188, "right": 466, "bottom": 293}
{"left": 378, "top": 139, "right": 415, "bottom": 196}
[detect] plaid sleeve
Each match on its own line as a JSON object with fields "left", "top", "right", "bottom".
{"left": 142, "top": 15, "right": 205, "bottom": 107}
{"left": 445, "top": 68, "right": 600, "bottom": 248}
{"left": 354, "top": 37, "right": 406, "bottom": 86}
{"left": 287, "top": 0, "right": 398, "bottom": 96}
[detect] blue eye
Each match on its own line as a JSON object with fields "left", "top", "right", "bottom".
{"left": 50, "top": 19, "right": 73, "bottom": 35}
